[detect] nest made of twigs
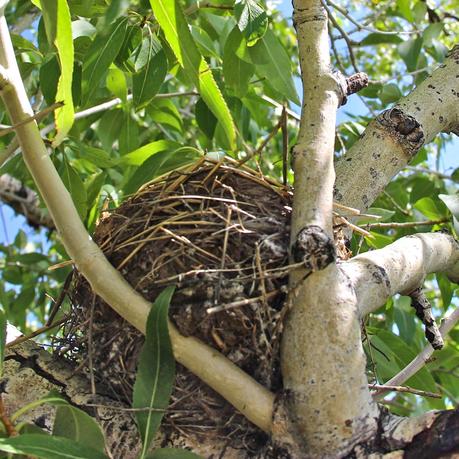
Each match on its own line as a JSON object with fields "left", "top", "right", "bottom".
{"left": 64, "top": 158, "right": 297, "bottom": 453}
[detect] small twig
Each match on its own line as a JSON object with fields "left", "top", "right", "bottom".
{"left": 0, "top": 101, "right": 63, "bottom": 138}
{"left": 184, "top": 1, "right": 233, "bottom": 15}
{"left": 405, "top": 165, "right": 457, "bottom": 182}
{"left": 325, "top": 0, "right": 420, "bottom": 35}
{"left": 0, "top": 394, "right": 17, "bottom": 437}
{"left": 207, "top": 290, "right": 280, "bottom": 315}
{"left": 334, "top": 213, "right": 372, "bottom": 237}
{"left": 366, "top": 218, "right": 448, "bottom": 229}
{"left": 237, "top": 117, "right": 283, "bottom": 167}
{"left": 6, "top": 316, "right": 69, "bottom": 348}
{"left": 383, "top": 190, "right": 411, "bottom": 216}
{"left": 369, "top": 384, "right": 442, "bottom": 399}
{"left": 46, "top": 270, "right": 73, "bottom": 326}
{"left": 374, "top": 308, "right": 459, "bottom": 400}
{"left": 322, "top": 0, "right": 359, "bottom": 73}
{"left": 261, "top": 95, "right": 301, "bottom": 122}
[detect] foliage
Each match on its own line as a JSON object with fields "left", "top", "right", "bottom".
{"left": 0, "top": 0, "right": 459, "bottom": 453}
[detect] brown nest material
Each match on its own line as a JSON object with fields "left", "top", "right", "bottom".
{"left": 65, "top": 158, "right": 349, "bottom": 455}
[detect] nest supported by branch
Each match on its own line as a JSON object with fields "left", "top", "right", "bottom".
{"left": 65, "top": 158, "right": 349, "bottom": 455}
{"left": 66, "top": 159, "right": 292, "bottom": 453}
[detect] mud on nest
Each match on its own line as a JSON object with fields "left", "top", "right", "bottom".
{"left": 65, "top": 158, "right": 297, "bottom": 453}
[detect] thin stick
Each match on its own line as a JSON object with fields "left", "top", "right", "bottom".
{"left": 366, "top": 218, "right": 448, "bottom": 229}
{"left": 6, "top": 316, "right": 69, "bottom": 348}
{"left": 369, "top": 384, "right": 441, "bottom": 399}
{"left": 0, "top": 395, "right": 17, "bottom": 436}
{"left": 207, "top": 290, "right": 279, "bottom": 314}
{"left": 373, "top": 308, "right": 459, "bottom": 400}
{"left": 0, "top": 101, "right": 63, "bottom": 138}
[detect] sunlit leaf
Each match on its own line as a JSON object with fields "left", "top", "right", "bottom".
{"left": 40, "top": 0, "right": 75, "bottom": 146}
{"left": 150, "top": 0, "right": 236, "bottom": 148}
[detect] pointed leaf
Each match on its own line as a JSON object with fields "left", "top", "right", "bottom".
{"left": 133, "top": 286, "right": 176, "bottom": 457}
{"left": 53, "top": 405, "right": 105, "bottom": 453}
{"left": 133, "top": 34, "right": 168, "bottom": 108}
{"left": 0, "top": 434, "right": 107, "bottom": 459}
{"left": 40, "top": 0, "right": 75, "bottom": 146}
{"left": 249, "top": 28, "right": 300, "bottom": 104}
{"left": 234, "top": 0, "right": 268, "bottom": 46}
{"left": 61, "top": 157, "right": 88, "bottom": 220}
{"left": 150, "top": 0, "right": 235, "bottom": 148}
{"left": 81, "top": 17, "right": 128, "bottom": 105}
{"left": 123, "top": 147, "right": 200, "bottom": 195}
{"left": 119, "top": 140, "right": 180, "bottom": 166}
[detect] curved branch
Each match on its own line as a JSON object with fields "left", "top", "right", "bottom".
{"left": 341, "top": 232, "right": 459, "bottom": 317}
{"left": 335, "top": 45, "right": 459, "bottom": 213}
{"left": 0, "top": 15, "right": 274, "bottom": 434}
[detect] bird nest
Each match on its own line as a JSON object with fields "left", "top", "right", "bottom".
{"left": 65, "top": 158, "right": 350, "bottom": 455}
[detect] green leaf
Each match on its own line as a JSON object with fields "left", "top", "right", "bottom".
{"left": 234, "top": 0, "right": 268, "bottom": 46}
{"left": 371, "top": 330, "right": 438, "bottom": 392}
{"left": 249, "top": 28, "right": 300, "bottom": 105}
{"left": 133, "top": 35, "right": 168, "bottom": 109}
{"left": 133, "top": 286, "right": 176, "bottom": 457}
{"left": 53, "top": 405, "right": 105, "bottom": 453}
{"left": 414, "top": 197, "right": 446, "bottom": 220}
{"left": 85, "top": 171, "right": 106, "bottom": 210}
{"left": 119, "top": 114, "right": 140, "bottom": 154}
{"left": 147, "top": 448, "right": 203, "bottom": 459}
{"left": 360, "top": 33, "right": 403, "bottom": 46}
{"left": 80, "top": 145, "right": 118, "bottom": 168}
{"left": 0, "top": 434, "right": 107, "bottom": 459}
{"left": 196, "top": 97, "right": 217, "bottom": 139}
{"left": 394, "top": 296, "right": 416, "bottom": 345}
{"left": 398, "top": 37, "right": 423, "bottom": 72}
{"left": 81, "top": 17, "right": 128, "bottom": 105}
{"left": 106, "top": 67, "right": 127, "bottom": 104}
{"left": 356, "top": 208, "right": 395, "bottom": 225}
{"left": 123, "top": 147, "right": 201, "bottom": 195}
{"left": 223, "top": 27, "right": 254, "bottom": 98}
{"left": 104, "top": 0, "right": 129, "bottom": 26}
{"left": 150, "top": 0, "right": 236, "bottom": 149}
{"left": 120, "top": 140, "right": 180, "bottom": 166}
{"left": 191, "top": 26, "right": 219, "bottom": 59}
{"left": 378, "top": 83, "right": 402, "bottom": 105}
{"left": 436, "top": 272, "right": 454, "bottom": 310}
{"left": 61, "top": 156, "right": 88, "bottom": 220}
{"left": 40, "top": 0, "right": 75, "bottom": 146}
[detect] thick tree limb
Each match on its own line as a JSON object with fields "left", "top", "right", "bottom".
{"left": 0, "top": 15, "right": 274, "bottom": 434}
{"left": 341, "top": 232, "right": 459, "bottom": 316}
{"left": 280, "top": 2, "right": 377, "bottom": 456}
{"left": 334, "top": 45, "right": 459, "bottom": 213}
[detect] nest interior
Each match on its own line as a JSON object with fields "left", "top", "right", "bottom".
{"left": 68, "top": 159, "right": 294, "bottom": 453}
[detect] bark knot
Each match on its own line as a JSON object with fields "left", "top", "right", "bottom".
{"left": 292, "top": 225, "right": 336, "bottom": 271}
{"left": 376, "top": 108, "right": 425, "bottom": 159}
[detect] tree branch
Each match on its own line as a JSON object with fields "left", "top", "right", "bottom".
{"left": 342, "top": 232, "right": 459, "bottom": 317}
{"left": 278, "top": 2, "right": 377, "bottom": 456}
{"left": 0, "top": 14, "right": 274, "bottom": 434}
{"left": 334, "top": 45, "right": 459, "bottom": 214}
